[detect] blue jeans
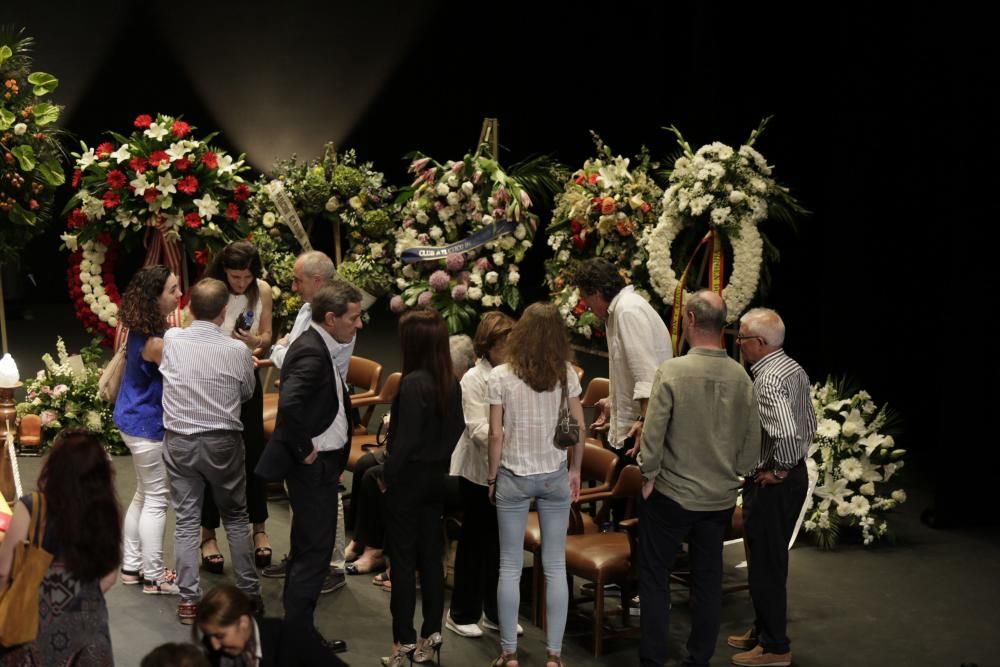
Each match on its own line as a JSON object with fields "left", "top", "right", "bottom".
{"left": 496, "top": 465, "right": 571, "bottom": 654}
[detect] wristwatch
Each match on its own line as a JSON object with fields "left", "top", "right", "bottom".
{"left": 773, "top": 468, "right": 788, "bottom": 480}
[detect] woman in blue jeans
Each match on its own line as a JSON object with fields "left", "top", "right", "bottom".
{"left": 487, "top": 303, "right": 585, "bottom": 667}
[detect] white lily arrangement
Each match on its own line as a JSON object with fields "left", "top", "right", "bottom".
{"left": 804, "top": 378, "right": 907, "bottom": 549}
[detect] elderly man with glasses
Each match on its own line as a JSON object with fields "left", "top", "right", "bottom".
{"left": 729, "top": 308, "right": 817, "bottom": 667}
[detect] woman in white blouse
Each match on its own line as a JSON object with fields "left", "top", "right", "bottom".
{"left": 487, "top": 303, "right": 585, "bottom": 667}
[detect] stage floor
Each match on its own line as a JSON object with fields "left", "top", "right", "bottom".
{"left": 6, "top": 453, "right": 996, "bottom": 667}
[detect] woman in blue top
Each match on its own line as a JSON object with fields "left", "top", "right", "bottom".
{"left": 113, "top": 264, "right": 181, "bottom": 594}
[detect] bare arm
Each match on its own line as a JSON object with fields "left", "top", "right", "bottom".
{"left": 568, "top": 395, "right": 585, "bottom": 502}
{"left": 487, "top": 404, "right": 504, "bottom": 501}
{"left": 141, "top": 336, "right": 164, "bottom": 365}
{"left": 100, "top": 568, "right": 117, "bottom": 594}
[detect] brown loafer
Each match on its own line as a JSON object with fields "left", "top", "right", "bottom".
{"left": 177, "top": 601, "right": 197, "bottom": 625}
{"left": 727, "top": 627, "right": 757, "bottom": 650}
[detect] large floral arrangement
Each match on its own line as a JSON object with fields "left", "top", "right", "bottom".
{"left": 15, "top": 337, "right": 126, "bottom": 455}
{"left": 803, "top": 378, "right": 907, "bottom": 549}
{"left": 545, "top": 135, "right": 663, "bottom": 343}
{"left": 60, "top": 113, "right": 251, "bottom": 344}
{"left": 642, "top": 118, "right": 805, "bottom": 333}
{"left": 245, "top": 144, "right": 397, "bottom": 330}
{"left": 0, "top": 28, "right": 65, "bottom": 260}
{"left": 391, "top": 147, "right": 540, "bottom": 334}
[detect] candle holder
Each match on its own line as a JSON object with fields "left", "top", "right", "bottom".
{"left": 0, "top": 381, "right": 22, "bottom": 501}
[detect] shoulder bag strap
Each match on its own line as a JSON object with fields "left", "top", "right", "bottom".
{"left": 32, "top": 493, "right": 46, "bottom": 549}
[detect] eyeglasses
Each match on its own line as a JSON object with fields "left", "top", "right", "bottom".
{"left": 735, "top": 334, "right": 764, "bottom": 343}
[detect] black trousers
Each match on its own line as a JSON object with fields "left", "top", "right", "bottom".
{"left": 608, "top": 440, "right": 637, "bottom": 526}
{"left": 354, "top": 463, "right": 386, "bottom": 549}
{"left": 347, "top": 450, "right": 382, "bottom": 532}
{"left": 385, "top": 462, "right": 447, "bottom": 644}
{"left": 281, "top": 449, "right": 342, "bottom": 663}
{"left": 742, "top": 461, "right": 808, "bottom": 655}
{"left": 203, "top": 372, "right": 268, "bottom": 528}
{"left": 449, "top": 476, "right": 500, "bottom": 625}
{"left": 638, "top": 490, "right": 732, "bottom": 667}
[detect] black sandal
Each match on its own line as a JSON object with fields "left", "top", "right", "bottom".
{"left": 253, "top": 531, "right": 272, "bottom": 568}
{"left": 201, "top": 538, "right": 225, "bottom": 574}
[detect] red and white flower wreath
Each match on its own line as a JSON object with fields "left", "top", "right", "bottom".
{"left": 65, "top": 235, "right": 121, "bottom": 345}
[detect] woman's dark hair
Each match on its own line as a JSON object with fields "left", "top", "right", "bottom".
{"left": 205, "top": 240, "right": 262, "bottom": 314}
{"left": 141, "top": 643, "right": 210, "bottom": 667}
{"left": 38, "top": 429, "right": 121, "bottom": 581}
{"left": 119, "top": 265, "right": 173, "bottom": 337}
{"left": 506, "top": 302, "right": 573, "bottom": 392}
{"left": 572, "top": 258, "right": 626, "bottom": 302}
{"left": 399, "top": 306, "right": 454, "bottom": 415}
{"left": 194, "top": 584, "right": 253, "bottom": 636}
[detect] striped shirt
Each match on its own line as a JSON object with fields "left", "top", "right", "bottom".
{"left": 487, "top": 362, "right": 581, "bottom": 477}
{"left": 750, "top": 349, "right": 817, "bottom": 471}
{"left": 161, "top": 320, "right": 255, "bottom": 435}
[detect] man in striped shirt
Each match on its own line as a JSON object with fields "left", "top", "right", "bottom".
{"left": 730, "top": 308, "right": 817, "bottom": 667}
{"left": 160, "top": 278, "right": 260, "bottom": 624}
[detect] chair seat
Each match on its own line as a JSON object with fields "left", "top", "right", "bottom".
{"left": 347, "top": 435, "right": 383, "bottom": 472}
{"left": 564, "top": 532, "right": 631, "bottom": 582}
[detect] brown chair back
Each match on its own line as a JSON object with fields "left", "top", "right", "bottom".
{"left": 575, "top": 442, "right": 618, "bottom": 498}
{"left": 347, "top": 355, "right": 383, "bottom": 400}
{"left": 579, "top": 377, "right": 609, "bottom": 408}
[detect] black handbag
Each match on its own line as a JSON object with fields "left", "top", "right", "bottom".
{"left": 553, "top": 373, "right": 580, "bottom": 451}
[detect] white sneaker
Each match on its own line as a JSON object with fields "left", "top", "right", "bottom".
{"left": 481, "top": 617, "right": 523, "bottom": 636}
{"left": 446, "top": 612, "right": 483, "bottom": 638}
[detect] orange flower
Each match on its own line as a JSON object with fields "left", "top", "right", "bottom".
{"left": 601, "top": 197, "right": 616, "bottom": 215}
{"left": 615, "top": 218, "right": 636, "bottom": 237}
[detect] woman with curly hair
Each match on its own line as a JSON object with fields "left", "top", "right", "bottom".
{"left": 486, "top": 302, "right": 585, "bottom": 667}
{"left": 113, "top": 264, "right": 181, "bottom": 594}
{"left": 0, "top": 429, "right": 122, "bottom": 666}
{"left": 199, "top": 240, "right": 275, "bottom": 571}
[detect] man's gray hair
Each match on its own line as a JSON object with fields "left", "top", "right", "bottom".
{"left": 449, "top": 334, "right": 476, "bottom": 377}
{"left": 189, "top": 278, "right": 229, "bottom": 321}
{"left": 298, "top": 251, "right": 335, "bottom": 281}
{"left": 686, "top": 289, "right": 727, "bottom": 334}
{"left": 311, "top": 281, "right": 363, "bottom": 321}
{"left": 740, "top": 307, "right": 786, "bottom": 346}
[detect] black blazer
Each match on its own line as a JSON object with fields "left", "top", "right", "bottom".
{"left": 255, "top": 327, "right": 353, "bottom": 481}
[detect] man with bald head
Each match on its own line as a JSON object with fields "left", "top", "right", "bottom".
{"left": 728, "top": 308, "right": 816, "bottom": 667}
{"left": 637, "top": 290, "right": 761, "bottom": 667}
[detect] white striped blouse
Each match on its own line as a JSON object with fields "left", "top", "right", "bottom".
{"left": 750, "top": 349, "right": 817, "bottom": 471}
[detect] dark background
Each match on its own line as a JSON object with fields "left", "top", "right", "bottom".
{"left": 3, "top": 2, "right": 996, "bottom": 520}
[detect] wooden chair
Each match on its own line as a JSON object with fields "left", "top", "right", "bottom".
{"left": 17, "top": 414, "right": 42, "bottom": 452}
{"left": 525, "top": 443, "right": 619, "bottom": 624}
{"left": 563, "top": 465, "right": 644, "bottom": 655}
{"left": 346, "top": 372, "right": 401, "bottom": 472}
{"left": 579, "top": 377, "right": 609, "bottom": 408}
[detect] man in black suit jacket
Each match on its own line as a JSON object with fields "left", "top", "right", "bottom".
{"left": 256, "top": 281, "right": 363, "bottom": 665}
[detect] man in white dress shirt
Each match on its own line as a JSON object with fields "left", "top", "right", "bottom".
{"left": 264, "top": 250, "right": 353, "bottom": 598}
{"left": 573, "top": 258, "right": 671, "bottom": 485}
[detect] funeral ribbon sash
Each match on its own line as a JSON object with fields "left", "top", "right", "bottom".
{"left": 400, "top": 220, "right": 516, "bottom": 264}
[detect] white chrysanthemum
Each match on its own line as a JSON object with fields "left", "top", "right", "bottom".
{"left": 849, "top": 495, "right": 871, "bottom": 517}
{"left": 839, "top": 457, "right": 863, "bottom": 482}
{"left": 467, "top": 286, "right": 483, "bottom": 301}
{"left": 859, "top": 482, "right": 876, "bottom": 496}
{"left": 891, "top": 489, "right": 907, "bottom": 504}
{"left": 816, "top": 418, "right": 841, "bottom": 440}
{"left": 435, "top": 183, "right": 450, "bottom": 196}
{"left": 492, "top": 252, "right": 504, "bottom": 266}
{"left": 485, "top": 271, "right": 499, "bottom": 285}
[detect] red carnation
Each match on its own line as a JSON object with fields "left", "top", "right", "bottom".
{"left": 134, "top": 114, "right": 153, "bottom": 129}
{"left": 574, "top": 174, "right": 586, "bottom": 185}
{"left": 96, "top": 142, "right": 115, "bottom": 158}
{"left": 171, "top": 120, "right": 191, "bottom": 138}
{"left": 177, "top": 175, "right": 199, "bottom": 195}
{"left": 106, "top": 169, "right": 127, "bottom": 189}
{"left": 102, "top": 191, "right": 121, "bottom": 209}
{"left": 129, "top": 157, "right": 148, "bottom": 174}
{"left": 149, "top": 150, "right": 170, "bottom": 167}
{"left": 572, "top": 234, "right": 587, "bottom": 250}
{"left": 233, "top": 184, "right": 250, "bottom": 201}
{"left": 184, "top": 212, "right": 203, "bottom": 229}
{"left": 143, "top": 190, "right": 158, "bottom": 203}
{"left": 194, "top": 249, "right": 209, "bottom": 265}
{"left": 174, "top": 157, "right": 191, "bottom": 172}
{"left": 67, "top": 208, "right": 88, "bottom": 229}
{"left": 225, "top": 202, "right": 240, "bottom": 221}
{"left": 588, "top": 174, "right": 599, "bottom": 185}
{"left": 569, "top": 219, "right": 583, "bottom": 234}
{"left": 573, "top": 299, "right": 587, "bottom": 317}
{"left": 71, "top": 169, "right": 82, "bottom": 188}
{"left": 201, "top": 151, "right": 218, "bottom": 169}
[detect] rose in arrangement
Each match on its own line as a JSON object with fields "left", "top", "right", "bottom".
{"left": 545, "top": 134, "right": 663, "bottom": 344}
{"left": 60, "top": 113, "right": 250, "bottom": 343}
{"left": 392, "top": 146, "right": 548, "bottom": 334}
{"left": 245, "top": 144, "right": 396, "bottom": 331}
{"left": 803, "top": 378, "right": 907, "bottom": 549}
{"left": 0, "top": 28, "right": 65, "bottom": 261}
{"left": 15, "top": 337, "right": 125, "bottom": 455}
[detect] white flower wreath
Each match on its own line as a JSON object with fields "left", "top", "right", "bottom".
{"left": 644, "top": 208, "right": 763, "bottom": 323}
